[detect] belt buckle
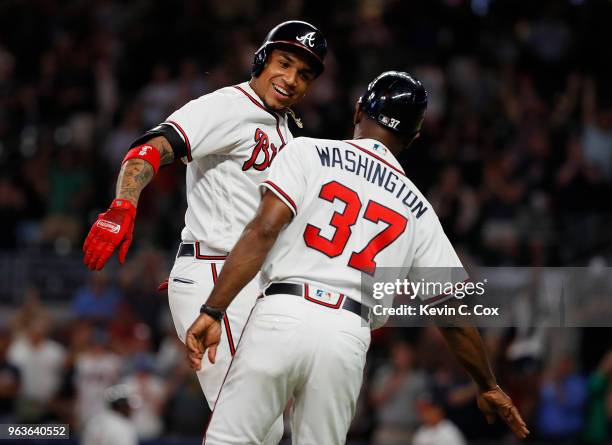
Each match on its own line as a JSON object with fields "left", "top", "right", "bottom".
{"left": 304, "top": 285, "right": 344, "bottom": 309}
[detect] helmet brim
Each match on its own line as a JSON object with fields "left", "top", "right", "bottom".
{"left": 266, "top": 41, "right": 325, "bottom": 77}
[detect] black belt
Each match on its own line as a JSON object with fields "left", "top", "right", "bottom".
{"left": 265, "top": 282, "right": 370, "bottom": 323}
{"left": 177, "top": 242, "right": 227, "bottom": 259}
{"left": 177, "top": 242, "right": 195, "bottom": 257}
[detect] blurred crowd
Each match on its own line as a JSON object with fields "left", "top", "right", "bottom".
{"left": 0, "top": 278, "right": 209, "bottom": 442}
{"left": 1, "top": 0, "right": 612, "bottom": 265}
{"left": 1, "top": 0, "right": 612, "bottom": 443}
{"left": 1, "top": 282, "right": 611, "bottom": 444}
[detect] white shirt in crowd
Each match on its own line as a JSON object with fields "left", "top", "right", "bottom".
{"left": 412, "top": 419, "right": 467, "bottom": 445}
{"left": 122, "top": 374, "right": 166, "bottom": 439}
{"left": 81, "top": 409, "right": 138, "bottom": 445}
{"left": 7, "top": 336, "right": 66, "bottom": 402}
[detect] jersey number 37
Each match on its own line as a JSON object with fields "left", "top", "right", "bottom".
{"left": 303, "top": 181, "right": 407, "bottom": 275}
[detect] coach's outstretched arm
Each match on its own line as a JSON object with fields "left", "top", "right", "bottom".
{"left": 83, "top": 136, "right": 175, "bottom": 270}
{"left": 438, "top": 325, "right": 530, "bottom": 439}
{"left": 186, "top": 191, "right": 292, "bottom": 370}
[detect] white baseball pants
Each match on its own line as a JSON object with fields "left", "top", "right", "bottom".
{"left": 167, "top": 244, "right": 284, "bottom": 445}
{"left": 205, "top": 292, "right": 371, "bottom": 445}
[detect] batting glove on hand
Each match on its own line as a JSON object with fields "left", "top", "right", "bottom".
{"left": 83, "top": 199, "right": 136, "bottom": 270}
{"left": 477, "top": 385, "right": 529, "bottom": 440}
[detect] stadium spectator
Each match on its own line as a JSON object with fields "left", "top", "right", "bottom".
{"left": 73, "top": 328, "right": 121, "bottom": 429}
{"left": 7, "top": 316, "right": 66, "bottom": 422}
{"left": 583, "top": 350, "right": 612, "bottom": 444}
{"left": 0, "top": 327, "right": 20, "bottom": 423}
{"left": 121, "top": 353, "right": 168, "bottom": 439}
{"left": 413, "top": 399, "right": 467, "bottom": 445}
{"left": 370, "top": 341, "right": 427, "bottom": 445}
{"left": 81, "top": 384, "right": 138, "bottom": 445}
{"left": 537, "top": 355, "right": 588, "bottom": 443}
{"left": 72, "top": 270, "right": 122, "bottom": 322}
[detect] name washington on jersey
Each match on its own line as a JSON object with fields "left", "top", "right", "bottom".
{"left": 315, "top": 145, "right": 429, "bottom": 218}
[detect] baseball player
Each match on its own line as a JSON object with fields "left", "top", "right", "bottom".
{"left": 186, "top": 71, "right": 530, "bottom": 444}
{"left": 82, "top": 20, "right": 327, "bottom": 444}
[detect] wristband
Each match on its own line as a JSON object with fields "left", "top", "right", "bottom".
{"left": 200, "top": 304, "right": 225, "bottom": 321}
{"left": 110, "top": 198, "right": 137, "bottom": 212}
{"left": 122, "top": 144, "right": 161, "bottom": 174}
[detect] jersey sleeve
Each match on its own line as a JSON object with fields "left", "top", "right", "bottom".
{"left": 259, "top": 139, "right": 310, "bottom": 216}
{"left": 409, "top": 213, "right": 468, "bottom": 305}
{"left": 162, "top": 93, "right": 241, "bottom": 162}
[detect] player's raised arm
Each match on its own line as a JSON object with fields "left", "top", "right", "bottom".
{"left": 82, "top": 135, "right": 174, "bottom": 271}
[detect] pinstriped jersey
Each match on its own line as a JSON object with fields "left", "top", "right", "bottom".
{"left": 260, "top": 137, "right": 466, "bottom": 329}
{"left": 161, "top": 81, "right": 292, "bottom": 252}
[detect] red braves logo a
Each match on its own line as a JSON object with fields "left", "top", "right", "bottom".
{"left": 242, "top": 128, "right": 280, "bottom": 171}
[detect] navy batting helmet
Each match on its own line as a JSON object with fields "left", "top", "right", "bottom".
{"left": 358, "top": 71, "right": 428, "bottom": 136}
{"left": 251, "top": 21, "right": 327, "bottom": 78}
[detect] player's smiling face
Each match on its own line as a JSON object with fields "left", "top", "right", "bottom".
{"left": 252, "top": 49, "right": 317, "bottom": 111}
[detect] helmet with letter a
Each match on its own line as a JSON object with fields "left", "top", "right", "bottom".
{"left": 358, "top": 71, "right": 428, "bottom": 137}
{"left": 251, "top": 20, "right": 327, "bottom": 78}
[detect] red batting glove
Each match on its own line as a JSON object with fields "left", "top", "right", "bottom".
{"left": 83, "top": 199, "right": 136, "bottom": 270}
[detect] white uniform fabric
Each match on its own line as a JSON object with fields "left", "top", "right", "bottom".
{"left": 164, "top": 81, "right": 289, "bottom": 444}
{"left": 81, "top": 409, "right": 138, "bottom": 445}
{"left": 206, "top": 294, "right": 370, "bottom": 445}
{"left": 206, "top": 137, "right": 466, "bottom": 444}
{"left": 164, "top": 81, "right": 292, "bottom": 251}
{"left": 260, "top": 137, "right": 465, "bottom": 328}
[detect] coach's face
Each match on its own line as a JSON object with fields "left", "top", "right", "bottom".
{"left": 254, "top": 49, "right": 316, "bottom": 111}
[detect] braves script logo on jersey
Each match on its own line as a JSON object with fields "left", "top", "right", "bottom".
{"left": 296, "top": 31, "right": 316, "bottom": 48}
{"left": 242, "top": 128, "right": 279, "bottom": 171}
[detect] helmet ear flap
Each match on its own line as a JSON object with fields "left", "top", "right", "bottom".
{"left": 251, "top": 47, "right": 268, "bottom": 77}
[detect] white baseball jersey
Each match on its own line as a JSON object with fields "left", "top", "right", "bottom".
{"left": 161, "top": 81, "right": 292, "bottom": 251}
{"left": 161, "top": 81, "right": 287, "bottom": 444}
{"left": 260, "top": 137, "right": 466, "bottom": 328}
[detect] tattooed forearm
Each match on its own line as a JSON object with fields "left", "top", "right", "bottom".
{"left": 148, "top": 136, "right": 175, "bottom": 165}
{"left": 116, "top": 159, "right": 154, "bottom": 206}
{"left": 159, "top": 144, "right": 175, "bottom": 164}
{"left": 114, "top": 136, "right": 175, "bottom": 206}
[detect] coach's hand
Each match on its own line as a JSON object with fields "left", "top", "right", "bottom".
{"left": 186, "top": 314, "right": 222, "bottom": 371}
{"left": 477, "top": 385, "right": 529, "bottom": 439}
{"left": 83, "top": 199, "right": 136, "bottom": 270}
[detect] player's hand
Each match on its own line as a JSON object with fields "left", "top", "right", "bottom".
{"left": 477, "top": 385, "right": 529, "bottom": 440}
{"left": 83, "top": 199, "right": 136, "bottom": 270}
{"left": 186, "top": 314, "right": 222, "bottom": 371}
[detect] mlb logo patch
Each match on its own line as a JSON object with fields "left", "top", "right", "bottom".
{"left": 316, "top": 289, "right": 333, "bottom": 301}
{"left": 307, "top": 286, "right": 343, "bottom": 308}
{"left": 373, "top": 143, "right": 387, "bottom": 154}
